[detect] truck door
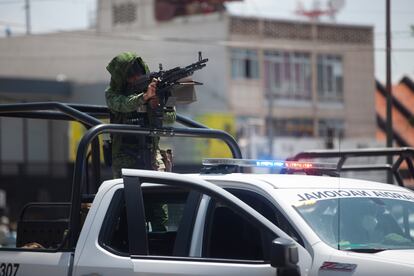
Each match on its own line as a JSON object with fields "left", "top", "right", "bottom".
{"left": 74, "top": 169, "right": 309, "bottom": 276}
{"left": 122, "top": 169, "right": 308, "bottom": 276}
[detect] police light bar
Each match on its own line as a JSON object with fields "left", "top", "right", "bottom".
{"left": 202, "top": 158, "right": 337, "bottom": 170}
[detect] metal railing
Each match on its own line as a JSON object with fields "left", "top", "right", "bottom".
{"left": 290, "top": 147, "right": 414, "bottom": 187}
{"left": 0, "top": 102, "right": 243, "bottom": 248}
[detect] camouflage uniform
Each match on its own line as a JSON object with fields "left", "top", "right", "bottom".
{"left": 105, "top": 52, "right": 176, "bottom": 178}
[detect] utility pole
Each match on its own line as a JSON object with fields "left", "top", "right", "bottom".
{"left": 385, "top": 0, "right": 393, "bottom": 183}
{"left": 268, "top": 84, "right": 274, "bottom": 160}
{"left": 25, "top": 0, "right": 31, "bottom": 35}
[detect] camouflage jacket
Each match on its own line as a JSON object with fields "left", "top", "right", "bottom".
{"left": 105, "top": 52, "right": 176, "bottom": 157}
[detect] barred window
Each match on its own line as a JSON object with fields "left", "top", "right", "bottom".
{"left": 318, "top": 119, "right": 344, "bottom": 138}
{"left": 317, "top": 55, "right": 343, "bottom": 102}
{"left": 230, "top": 49, "right": 259, "bottom": 79}
{"left": 264, "top": 51, "right": 311, "bottom": 100}
{"left": 113, "top": 2, "right": 137, "bottom": 25}
{"left": 267, "top": 118, "right": 314, "bottom": 137}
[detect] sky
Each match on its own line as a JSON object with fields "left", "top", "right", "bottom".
{"left": 0, "top": 0, "right": 413, "bottom": 82}
{"left": 0, "top": 0, "right": 96, "bottom": 34}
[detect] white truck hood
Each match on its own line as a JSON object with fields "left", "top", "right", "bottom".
{"left": 357, "top": 249, "right": 414, "bottom": 266}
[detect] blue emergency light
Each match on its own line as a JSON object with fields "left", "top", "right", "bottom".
{"left": 202, "top": 158, "right": 337, "bottom": 170}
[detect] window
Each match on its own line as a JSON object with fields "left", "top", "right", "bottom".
{"left": 231, "top": 48, "right": 259, "bottom": 79}
{"left": 318, "top": 119, "right": 344, "bottom": 138}
{"left": 14, "top": 203, "right": 70, "bottom": 250}
{"left": 99, "top": 187, "right": 192, "bottom": 256}
{"left": 295, "top": 197, "right": 414, "bottom": 250}
{"left": 100, "top": 184, "right": 287, "bottom": 263}
{"left": 228, "top": 189, "right": 303, "bottom": 247}
{"left": 100, "top": 190, "right": 128, "bottom": 254}
{"left": 202, "top": 189, "right": 297, "bottom": 261}
{"left": 267, "top": 118, "right": 314, "bottom": 137}
{"left": 143, "top": 188, "right": 190, "bottom": 256}
{"left": 112, "top": 2, "right": 137, "bottom": 25}
{"left": 317, "top": 55, "right": 343, "bottom": 102}
{"left": 203, "top": 201, "right": 271, "bottom": 260}
{"left": 264, "top": 51, "right": 311, "bottom": 100}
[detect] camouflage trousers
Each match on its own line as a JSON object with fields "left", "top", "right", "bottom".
{"left": 112, "top": 148, "right": 173, "bottom": 178}
{"left": 111, "top": 149, "right": 163, "bottom": 178}
{"left": 111, "top": 147, "right": 173, "bottom": 232}
{"left": 112, "top": 149, "right": 171, "bottom": 233}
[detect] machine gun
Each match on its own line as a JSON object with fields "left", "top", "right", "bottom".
{"left": 128, "top": 52, "right": 208, "bottom": 128}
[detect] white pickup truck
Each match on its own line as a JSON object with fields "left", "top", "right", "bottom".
{"left": 0, "top": 102, "right": 414, "bottom": 276}
{"left": 3, "top": 163, "right": 414, "bottom": 276}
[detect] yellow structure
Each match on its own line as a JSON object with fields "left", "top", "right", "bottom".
{"left": 196, "top": 113, "right": 236, "bottom": 158}
{"left": 69, "top": 121, "right": 108, "bottom": 162}
{"left": 69, "top": 121, "right": 86, "bottom": 162}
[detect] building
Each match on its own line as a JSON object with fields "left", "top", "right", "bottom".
{"left": 375, "top": 76, "right": 414, "bottom": 185}
{"left": 228, "top": 17, "right": 375, "bottom": 141}
{"left": 376, "top": 76, "right": 414, "bottom": 147}
{"left": 0, "top": 0, "right": 376, "bottom": 168}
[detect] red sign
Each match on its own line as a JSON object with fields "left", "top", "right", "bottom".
{"left": 155, "top": 0, "right": 242, "bottom": 22}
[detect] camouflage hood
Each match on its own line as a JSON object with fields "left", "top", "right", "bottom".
{"left": 106, "top": 52, "right": 150, "bottom": 92}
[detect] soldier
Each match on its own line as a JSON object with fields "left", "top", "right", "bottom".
{"left": 105, "top": 52, "right": 176, "bottom": 178}
{"left": 106, "top": 52, "right": 173, "bottom": 231}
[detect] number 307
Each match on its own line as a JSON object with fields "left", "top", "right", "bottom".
{"left": 0, "top": 263, "right": 19, "bottom": 276}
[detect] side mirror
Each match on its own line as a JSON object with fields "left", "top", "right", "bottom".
{"left": 271, "top": 238, "right": 301, "bottom": 276}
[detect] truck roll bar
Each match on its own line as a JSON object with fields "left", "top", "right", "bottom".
{"left": 290, "top": 147, "right": 414, "bottom": 187}
{"left": 68, "top": 123, "right": 241, "bottom": 248}
{"left": 0, "top": 102, "right": 243, "bottom": 248}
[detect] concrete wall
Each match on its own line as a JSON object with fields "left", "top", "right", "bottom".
{"left": 227, "top": 19, "right": 376, "bottom": 139}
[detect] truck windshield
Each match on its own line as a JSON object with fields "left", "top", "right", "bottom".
{"left": 295, "top": 197, "right": 414, "bottom": 251}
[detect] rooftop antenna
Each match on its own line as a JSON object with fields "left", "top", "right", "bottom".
{"left": 295, "top": 0, "right": 345, "bottom": 22}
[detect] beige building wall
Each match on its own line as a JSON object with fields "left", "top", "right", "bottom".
{"left": 342, "top": 47, "right": 376, "bottom": 137}
{"left": 0, "top": 12, "right": 228, "bottom": 82}
{"left": 227, "top": 17, "right": 375, "bottom": 139}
